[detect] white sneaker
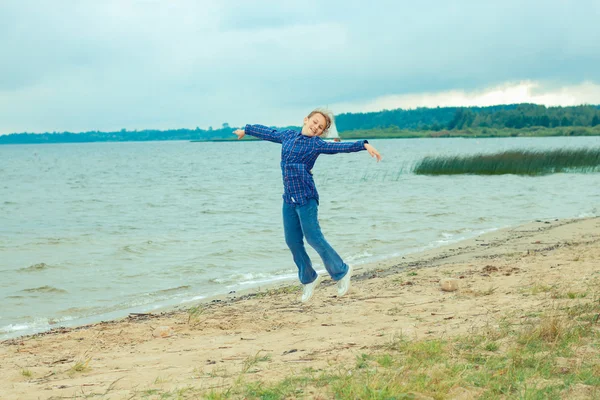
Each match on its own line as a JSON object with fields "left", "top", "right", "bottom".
{"left": 301, "top": 275, "right": 321, "bottom": 303}
{"left": 337, "top": 265, "right": 353, "bottom": 297}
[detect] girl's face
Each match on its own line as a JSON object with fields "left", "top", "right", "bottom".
{"left": 301, "top": 113, "right": 327, "bottom": 137}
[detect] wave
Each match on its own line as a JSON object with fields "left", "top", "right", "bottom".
{"left": 345, "top": 250, "right": 374, "bottom": 262}
{"left": 31, "top": 237, "right": 73, "bottom": 245}
{"left": 206, "top": 249, "right": 235, "bottom": 257}
{"left": 17, "top": 263, "right": 54, "bottom": 272}
{"left": 209, "top": 270, "right": 296, "bottom": 287}
{"left": 577, "top": 210, "right": 598, "bottom": 218}
{"left": 428, "top": 212, "right": 456, "bottom": 218}
{"left": 120, "top": 240, "right": 176, "bottom": 255}
{"left": 155, "top": 285, "right": 191, "bottom": 294}
{"left": 56, "top": 306, "right": 104, "bottom": 316}
{"left": 440, "top": 228, "right": 473, "bottom": 238}
{"left": 0, "top": 315, "right": 75, "bottom": 337}
{"left": 20, "top": 286, "right": 68, "bottom": 294}
{"left": 120, "top": 243, "right": 158, "bottom": 254}
{"left": 429, "top": 227, "right": 499, "bottom": 247}
{"left": 168, "top": 265, "right": 207, "bottom": 274}
{"left": 180, "top": 295, "right": 206, "bottom": 304}
{"left": 122, "top": 245, "right": 145, "bottom": 254}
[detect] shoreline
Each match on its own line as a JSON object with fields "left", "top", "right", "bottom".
{"left": 0, "top": 216, "right": 592, "bottom": 344}
{"left": 0, "top": 223, "right": 501, "bottom": 342}
{"left": 3, "top": 127, "right": 600, "bottom": 146}
{"left": 2, "top": 216, "right": 599, "bottom": 399}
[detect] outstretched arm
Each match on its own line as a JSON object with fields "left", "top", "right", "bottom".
{"left": 233, "top": 129, "right": 246, "bottom": 140}
{"left": 317, "top": 139, "right": 382, "bottom": 162}
{"left": 234, "top": 124, "right": 284, "bottom": 144}
{"left": 364, "top": 143, "right": 382, "bottom": 162}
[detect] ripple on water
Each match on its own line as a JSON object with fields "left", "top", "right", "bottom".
{"left": 154, "top": 285, "right": 191, "bottom": 294}
{"left": 17, "top": 263, "right": 54, "bottom": 273}
{"left": 20, "top": 286, "right": 68, "bottom": 294}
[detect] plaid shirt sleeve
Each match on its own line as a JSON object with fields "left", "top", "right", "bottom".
{"left": 244, "top": 124, "right": 285, "bottom": 144}
{"left": 316, "top": 138, "right": 368, "bottom": 154}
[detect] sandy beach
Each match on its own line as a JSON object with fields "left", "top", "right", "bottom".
{"left": 1, "top": 217, "right": 599, "bottom": 399}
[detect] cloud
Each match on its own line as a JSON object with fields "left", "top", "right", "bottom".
{"left": 0, "top": 0, "right": 599, "bottom": 134}
{"left": 329, "top": 81, "right": 600, "bottom": 114}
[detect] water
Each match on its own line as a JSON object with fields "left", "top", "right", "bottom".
{"left": 1, "top": 136, "right": 599, "bottom": 339}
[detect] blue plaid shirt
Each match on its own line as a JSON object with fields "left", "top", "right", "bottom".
{"left": 245, "top": 124, "right": 368, "bottom": 206}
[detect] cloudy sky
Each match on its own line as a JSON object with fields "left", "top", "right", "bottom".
{"left": 1, "top": 0, "right": 600, "bottom": 134}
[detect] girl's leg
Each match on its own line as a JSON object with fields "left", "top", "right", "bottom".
{"left": 282, "top": 201, "right": 317, "bottom": 285}
{"left": 297, "top": 199, "right": 349, "bottom": 281}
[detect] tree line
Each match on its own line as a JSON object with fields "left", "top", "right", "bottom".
{"left": 1, "top": 104, "right": 600, "bottom": 144}
{"left": 0, "top": 126, "right": 237, "bottom": 145}
{"left": 335, "top": 104, "right": 600, "bottom": 131}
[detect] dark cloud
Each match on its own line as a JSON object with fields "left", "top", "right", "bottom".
{"left": 1, "top": 0, "right": 599, "bottom": 134}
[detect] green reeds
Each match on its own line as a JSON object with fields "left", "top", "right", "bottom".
{"left": 413, "top": 148, "right": 600, "bottom": 176}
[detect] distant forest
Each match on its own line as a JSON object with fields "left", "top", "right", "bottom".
{"left": 2, "top": 104, "right": 600, "bottom": 145}
{"left": 335, "top": 104, "right": 600, "bottom": 131}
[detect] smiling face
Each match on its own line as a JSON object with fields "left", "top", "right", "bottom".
{"left": 301, "top": 112, "right": 328, "bottom": 137}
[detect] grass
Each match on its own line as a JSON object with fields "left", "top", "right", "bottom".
{"left": 484, "top": 342, "right": 500, "bottom": 352}
{"left": 110, "top": 284, "right": 598, "bottom": 399}
{"left": 241, "top": 352, "right": 272, "bottom": 374}
{"left": 412, "top": 148, "right": 600, "bottom": 176}
{"left": 529, "top": 284, "right": 554, "bottom": 295}
{"left": 68, "top": 358, "right": 91, "bottom": 376}
{"left": 187, "top": 304, "right": 206, "bottom": 327}
{"left": 197, "top": 298, "right": 599, "bottom": 400}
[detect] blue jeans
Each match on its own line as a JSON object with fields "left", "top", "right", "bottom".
{"left": 282, "top": 199, "right": 349, "bottom": 285}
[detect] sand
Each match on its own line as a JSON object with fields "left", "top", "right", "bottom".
{"left": 1, "top": 217, "right": 599, "bottom": 399}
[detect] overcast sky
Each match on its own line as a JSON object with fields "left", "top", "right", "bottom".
{"left": 1, "top": 0, "right": 600, "bottom": 134}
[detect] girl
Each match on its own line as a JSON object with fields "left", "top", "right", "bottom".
{"left": 233, "top": 109, "right": 381, "bottom": 302}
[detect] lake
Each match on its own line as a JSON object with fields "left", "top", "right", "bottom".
{"left": 1, "top": 136, "right": 599, "bottom": 339}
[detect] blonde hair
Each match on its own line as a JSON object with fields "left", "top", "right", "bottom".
{"left": 306, "top": 108, "right": 334, "bottom": 137}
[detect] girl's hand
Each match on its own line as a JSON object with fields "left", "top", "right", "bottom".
{"left": 233, "top": 129, "right": 245, "bottom": 140}
{"left": 364, "top": 143, "right": 382, "bottom": 162}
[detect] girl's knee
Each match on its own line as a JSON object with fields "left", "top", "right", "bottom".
{"left": 285, "top": 238, "right": 305, "bottom": 251}
{"left": 305, "top": 234, "right": 327, "bottom": 251}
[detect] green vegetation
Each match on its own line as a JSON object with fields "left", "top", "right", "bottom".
{"left": 413, "top": 148, "right": 600, "bottom": 176}
{"left": 130, "top": 298, "right": 599, "bottom": 399}
{"left": 2, "top": 104, "right": 600, "bottom": 145}
{"left": 341, "top": 125, "right": 600, "bottom": 140}
{"left": 336, "top": 103, "right": 600, "bottom": 131}
{"left": 187, "top": 304, "right": 206, "bottom": 327}
{"left": 67, "top": 358, "right": 91, "bottom": 377}
{"left": 0, "top": 126, "right": 238, "bottom": 145}
{"left": 241, "top": 352, "right": 272, "bottom": 374}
